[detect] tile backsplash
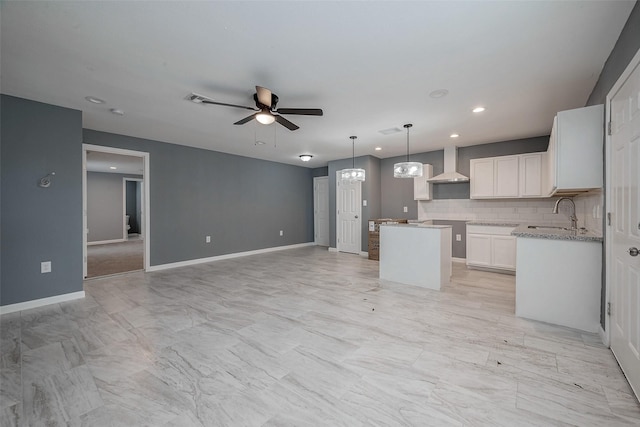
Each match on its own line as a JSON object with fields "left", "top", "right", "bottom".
{"left": 418, "top": 190, "right": 603, "bottom": 235}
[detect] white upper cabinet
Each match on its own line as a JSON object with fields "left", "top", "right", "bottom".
{"left": 470, "top": 158, "right": 495, "bottom": 198}
{"left": 547, "top": 104, "right": 604, "bottom": 195}
{"left": 413, "top": 164, "right": 434, "bottom": 200}
{"left": 519, "top": 153, "right": 544, "bottom": 197}
{"left": 470, "top": 154, "right": 531, "bottom": 199}
{"left": 494, "top": 156, "right": 520, "bottom": 197}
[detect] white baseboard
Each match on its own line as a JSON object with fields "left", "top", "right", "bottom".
{"left": 0, "top": 291, "right": 85, "bottom": 315}
{"left": 360, "top": 251, "right": 369, "bottom": 257}
{"left": 599, "top": 325, "right": 609, "bottom": 347}
{"left": 147, "top": 242, "right": 315, "bottom": 272}
{"left": 328, "top": 247, "right": 338, "bottom": 252}
{"left": 87, "top": 238, "right": 125, "bottom": 246}
{"left": 452, "top": 257, "right": 466, "bottom": 263}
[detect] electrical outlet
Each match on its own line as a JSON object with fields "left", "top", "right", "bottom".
{"left": 456, "top": 234, "right": 462, "bottom": 241}
{"left": 41, "top": 261, "right": 51, "bottom": 274}
{"left": 205, "top": 236, "right": 211, "bottom": 243}
{"left": 403, "top": 206, "right": 408, "bottom": 213}
{"left": 279, "top": 230, "right": 283, "bottom": 236}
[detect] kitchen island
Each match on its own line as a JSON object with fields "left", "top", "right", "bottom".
{"left": 379, "top": 223, "right": 452, "bottom": 290}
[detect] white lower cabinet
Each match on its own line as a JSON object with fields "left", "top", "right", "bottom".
{"left": 466, "top": 225, "right": 517, "bottom": 272}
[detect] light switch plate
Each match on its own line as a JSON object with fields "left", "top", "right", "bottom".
{"left": 403, "top": 206, "right": 408, "bottom": 213}
{"left": 363, "top": 200, "right": 367, "bottom": 207}
{"left": 41, "top": 261, "right": 51, "bottom": 273}
{"left": 205, "top": 236, "right": 211, "bottom": 243}
{"left": 456, "top": 234, "right": 462, "bottom": 241}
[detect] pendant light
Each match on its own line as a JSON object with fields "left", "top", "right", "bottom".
{"left": 393, "top": 123, "right": 423, "bottom": 178}
{"left": 340, "top": 136, "right": 366, "bottom": 182}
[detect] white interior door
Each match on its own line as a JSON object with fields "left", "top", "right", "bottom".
{"left": 313, "top": 177, "right": 329, "bottom": 246}
{"left": 336, "top": 172, "right": 361, "bottom": 254}
{"left": 608, "top": 50, "right": 640, "bottom": 398}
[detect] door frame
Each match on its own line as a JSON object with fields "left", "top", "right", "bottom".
{"left": 336, "top": 171, "right": 362, "bottom": 254}
{"left": 83, "top": 144, "right": 151, "bottom": 278}
{"left": 123, "top": 177, "right": 144, "bottom": 239}
{"left": 313, "top": 176, "right": 329, "bottom": 246}
{"left": 605, "top": 47, "right": 640, "bottom": 346}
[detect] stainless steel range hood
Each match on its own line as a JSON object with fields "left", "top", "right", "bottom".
{"left": 427, "top": 146, "right": 470, "bottom": 183}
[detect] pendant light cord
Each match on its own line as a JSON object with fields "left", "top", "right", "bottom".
{"left": 350, "top": 136, "right": 357, "bottom": 168}
{"left": 404, "top": 123, "right": 412, "bottom": 162}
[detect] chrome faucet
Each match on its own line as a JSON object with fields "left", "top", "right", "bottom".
{"left": 553, "top": 197, "right": 578, "bottom": 230}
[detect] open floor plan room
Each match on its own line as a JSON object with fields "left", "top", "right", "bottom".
{"left": 1, "top": 247, "right": 638, "bottom": 426}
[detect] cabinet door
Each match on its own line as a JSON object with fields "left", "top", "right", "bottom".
{"left": 470, "top": 159, "right": 494, "bottom": 198}
{"left": 547, "top": 117, "right": 558, "bottom": 195}
{"left": 494, "top": 156, "right": 519, "bottom": 197}
{"left": 413, "top": 164, "right": 433, "bottom": 200}
{"left": 492, "top": 235, "right": 517, "bottom": 270}
{"left": 519, "top": 153, "right": 543, "bottom": 197}
{"left": 466, "top": 234, "right": 492, "bottom": 266}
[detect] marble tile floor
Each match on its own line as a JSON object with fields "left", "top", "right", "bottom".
{"left": 1, "top": 246, "right": 639, "bottom": 426}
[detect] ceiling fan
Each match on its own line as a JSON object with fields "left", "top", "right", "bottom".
{"left": 188, "top": 86, "right": 323, "bottom": 131}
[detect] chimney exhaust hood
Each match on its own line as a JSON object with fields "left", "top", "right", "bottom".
{"left": 427, "top": 146, "right": 470, "bottom": 183}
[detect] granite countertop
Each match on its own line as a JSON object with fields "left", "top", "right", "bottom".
{"left": 466, "top": 221, "right": 520, "bottom": 227}
{"left": 381, "top": 223, "right": 452, "bottom": 229}
{"left": 511, "top": 224, "right": 603, "bottom": 242}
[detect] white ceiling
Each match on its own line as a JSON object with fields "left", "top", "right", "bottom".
{"left": 1, "top": 1, "right": 635, "bottom": 168}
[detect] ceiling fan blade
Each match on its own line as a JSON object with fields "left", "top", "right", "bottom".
{"left": 256, "top": 86, "right": 272, "bottom": 107}
{"left": 275, "top": 108, "right": 323, "bottom": 116}
{"left": 234, "top": 113, "right": 258, "bottom": 125}
{"left": 275, "top": 115, "right": 299, "bottom": 131}
{"left": 201, "top": 99, "right": 256, "bottom": 111}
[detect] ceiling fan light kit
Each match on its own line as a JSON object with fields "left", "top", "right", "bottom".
{"left": 341, "top": 136, "right": 366, "bottom": 182}
{"left": 394, "top": 124, "right": 423, "bottom": 178}
{"left": 190, "top": 86, "right": 322, "bottom": 131}
{"left": 299, "top": 154, "right": 313, "bottom": 162}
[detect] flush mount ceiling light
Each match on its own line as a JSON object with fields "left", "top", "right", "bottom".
{"left": 472, "top": 106, "right": 486, "bottom": 113}
{"left": 110, "top": 108, "right": 125, "bottom": 116}
{"left": 394, "top": 124, "right": 423, "bottom": 178}
{"left": 85, "top": 96, "right": 105, "bottom": 104}
{"left": 375, "top": 147, "right": 382, "bottom": 151}
{"left": 429, "top": 89, "right": 449, "bottom": 99}
{"left": 109, "top": 166, "right": 117, "bottom": 170}
{"left": 341, "top": 136, "right": 365, "bottom": 182}
{"left": 299, "top": 154, "right": 313, "bottom": 162}
{"left": 255, "top": 108, "right": 276, "bottom": 125}
{"left": 450, "top": 133, "right": 460, "bottom": 138}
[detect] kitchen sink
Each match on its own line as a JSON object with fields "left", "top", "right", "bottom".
{"left": 527, "top": 225, "right": 573, "bottom": 231}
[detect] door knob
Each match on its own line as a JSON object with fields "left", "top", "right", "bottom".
{"left": 629, "top": 247, "right": 639, "bottom": 257}
{"left": 355, "top": 215, "right": 359, "bottom": 219}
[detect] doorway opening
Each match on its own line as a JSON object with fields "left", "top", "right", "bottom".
{"left": 83, "top": 144, "right": 150, "bottom": 278}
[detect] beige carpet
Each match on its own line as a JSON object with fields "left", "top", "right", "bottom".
{"left": 86, "top": 239, "right": 143, "bottom": 278}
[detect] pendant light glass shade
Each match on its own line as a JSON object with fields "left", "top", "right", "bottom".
{"left": 394, "top": 124, "right": 423, "bottom": 178}
{"left": 341, "top": 136, "right": 365, "bottom": 182}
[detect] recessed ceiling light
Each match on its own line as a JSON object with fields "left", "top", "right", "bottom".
{"left": 299, "top": 154, "right": 313, "bottom": 162}
{"left": 109, "top": 166, "right": 117, "bottom": 170}
{"left": 375, "top": 147, "right": 382, "bottom": 151}
{"left": 429, "top": 89, "right": 449, "bottom": 99}
{"left": 85, "top": 96, "right": 105, "bottom": 104}
{"left": 110, "top": 108, "right": 125, "bottom": 116}
{"left": 450, "top": 133, "right": 459, "bottom": 138}
{"left": 254, "top": 140, "right": 266, "bottom": 146}
{"left": 472, "top": 106, "right": 486, "bottom": 113}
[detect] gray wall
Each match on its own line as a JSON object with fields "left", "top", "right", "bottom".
{"left": 380, "top": 136, "right": 549, "bottom": 219}
{"left": 87, "top": 172, "right": 142, "bottom": 242}
{"left": 83, "top": 129, "right": 314, "bottom": 266}
{"left": 312, "top": 167, "right": 328, "bottom": 177}
{"left": 585, "top": 1, "right": 640, "bottom": 329}
{"left": 327, "top": 155, "right": 381, "bottom": 250}
{"left": 1, "top": 95, "right": 83, "bottom": 306}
